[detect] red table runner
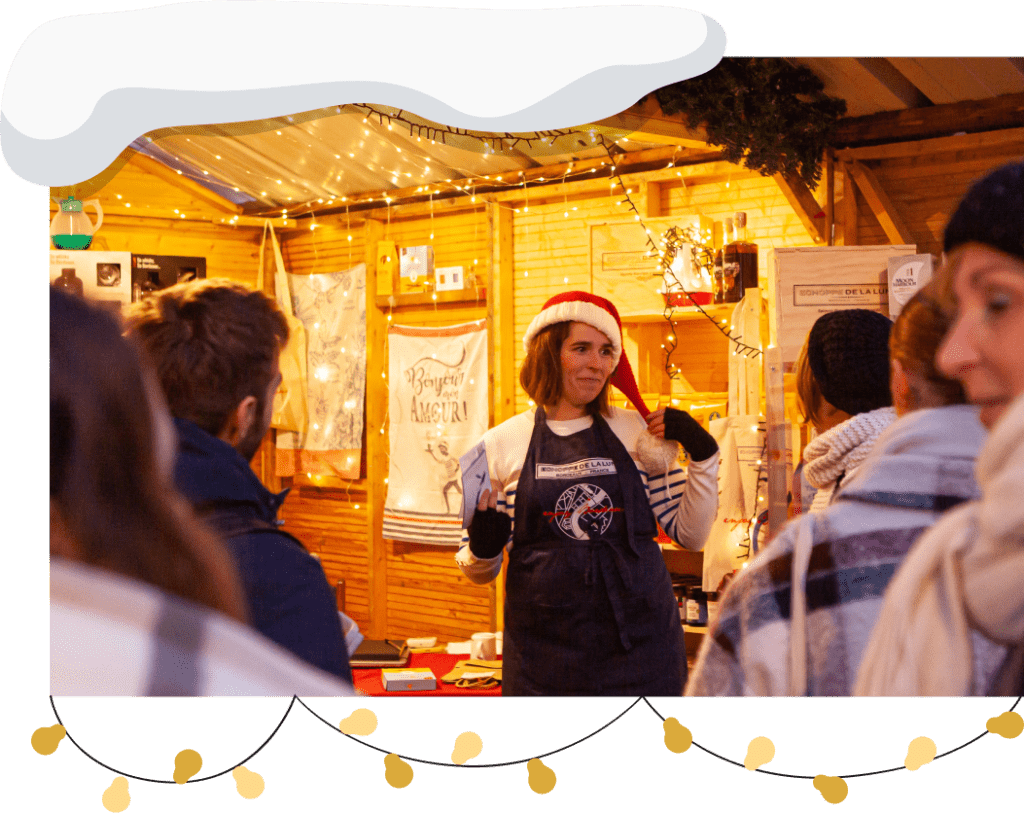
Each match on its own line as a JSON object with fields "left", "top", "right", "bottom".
{"left": 352, "top": 652, "right": 502, "bottom": 697}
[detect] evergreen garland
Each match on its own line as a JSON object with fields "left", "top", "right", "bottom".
{"left": 652, "top": 58, "right": 847, "bottom": 189}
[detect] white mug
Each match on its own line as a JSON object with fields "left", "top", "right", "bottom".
{"left": 470, "top": 632, "right": 497, "bottom": 660}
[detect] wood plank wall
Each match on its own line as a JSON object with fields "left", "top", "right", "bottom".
{"left": 277, "top": 207, "right": 492, "bottom": 641}
{"left": 54, "top": 156, "right": 262, "bottom": 284}
{"left": 838, "top": 131, "right": 1024, "bottom": 252}
{"left": 510, "top": 164, "right": 826, "bottom": 413}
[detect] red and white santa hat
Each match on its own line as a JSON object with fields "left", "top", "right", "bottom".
{"left": 523, "top": 290, "right": 652, "bottom": 419}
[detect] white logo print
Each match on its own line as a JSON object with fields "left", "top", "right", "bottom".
{"left": 552, "top": 483, "right": 615, "bottom": 540}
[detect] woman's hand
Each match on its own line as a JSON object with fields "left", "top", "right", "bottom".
{"left": 645, "top": 408, "right": 668, "bottom": 438}
{"left": 468, "top": 489, "right": 511, "bottom": 560}
{"left": 647, "top": 407, "right": 719, "bottom": 462}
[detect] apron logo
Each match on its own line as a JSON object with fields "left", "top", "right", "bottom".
{"left": 550, "top": 483, "right": 617, "bottom": 540}
{"left": 535, "top": 458, "right": 616, "bottom": 479}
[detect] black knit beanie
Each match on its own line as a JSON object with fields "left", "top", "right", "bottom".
{"left": 944, "top": 160, "right": 1024, "bottom": 261}
{"left": 807, "top": 308, "right": 893, "bottom": 416}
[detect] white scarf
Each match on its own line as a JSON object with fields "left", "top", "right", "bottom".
{"left": 803, "top": 407, "right": 897, "bottom": 512}
{"left": 854, "top": 395, "right": 1024, "bottom": 695}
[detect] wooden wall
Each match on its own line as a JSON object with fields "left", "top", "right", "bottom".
{"left": 836, "top": 128, "right": 1024, "bottom": 252}
{"left": 67, "top": 124, "right": 1024, "bottom": 645}
{"left": 52, "top": 154, "right": 263, "bottom": 284}
{"left": 276, "top": 206, "right": 493, "bottom": 641}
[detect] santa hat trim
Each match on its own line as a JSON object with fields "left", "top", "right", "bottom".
{"left": 522, "top": 299, "right": 622, "bottom": 365}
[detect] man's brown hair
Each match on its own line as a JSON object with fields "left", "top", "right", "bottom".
{"left": 125, "top": 279, "right": 289, "bottom": 437}
{"left": 519, "top": 322, "right": 611, "bottom": 417}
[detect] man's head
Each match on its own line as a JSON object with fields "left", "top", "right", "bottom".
{"left": 126, "top": 279, "right": 289, "bottom": 461}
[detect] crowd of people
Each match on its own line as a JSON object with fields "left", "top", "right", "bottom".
{"left": 50, "top": 158, "right": 1023, "bottom": 696}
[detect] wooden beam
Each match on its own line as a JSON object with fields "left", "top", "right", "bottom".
{"left": 363, "top": 218, "right": 388, "bottom": 640}
{"left": 834, "top": 91, "right": 1024, "bottom": 147}
{"left": 837, "top": 126, "right": 1024, "bottom": 162}
{"left": 853, "top": 58, "right": 933, "bottom": 109}
{"left": 596, "top": 94, "right": 710, "bottom": 149}
{"left": 487, "top": 200, "right": 515, "bottom": 632}
{"left": 773, "top": 172, "right": 826, "bottom": 244}
{"left": 846, "top": 160, "right": 914, "bottom": 245}
{"left": 825, "top": 150, "right": 835, "bottom": 246}
{"left": 840, "top": 163, "right": 858, "bottom": 246}
{"left": 645, "top": 181, "right": 665, "bottom": 218}
{"left": 125, "top": 153, "right": 244, "bottom": 216}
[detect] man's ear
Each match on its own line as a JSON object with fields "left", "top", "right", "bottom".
{"left": 218, "top": 396, "right": 259, "bottom": 448}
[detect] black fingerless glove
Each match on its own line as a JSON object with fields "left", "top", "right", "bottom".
{"left": 663, "top": 407, "right": 719, "bottom": 462}
{"left": 468, "top": 507, "right": 512, "bottom": 559}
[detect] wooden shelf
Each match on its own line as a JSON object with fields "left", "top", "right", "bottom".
{"left": 375, "top": 289, "right": 486, "bottom": 309}
{"left": 620, "top": 304, "right": 737, "bottom": 324}
{"left": 682, "top": 624, "right": 709, "bottom": 635}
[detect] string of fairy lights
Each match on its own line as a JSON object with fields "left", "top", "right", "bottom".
{"left": 128, "top": 104, "right": 772, "bottom": 548}
{"left": 29, "top": 692, "right": 1024, "bottom": 802}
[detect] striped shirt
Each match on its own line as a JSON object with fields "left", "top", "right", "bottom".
{"left": 456, "top": 406, "right": 719, "bottom": 583}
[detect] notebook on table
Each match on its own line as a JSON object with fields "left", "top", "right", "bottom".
{"left": 349, "top": 639, "right": 410, "bottom": 668}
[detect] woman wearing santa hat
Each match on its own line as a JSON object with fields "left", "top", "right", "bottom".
{"left": 455, "top": 291, "right": 720, "bottom": 695}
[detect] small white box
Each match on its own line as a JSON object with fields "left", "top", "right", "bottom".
{"left": 382, "top": 668, "right": 437, "bottom": 692}
{"left": 435, "top": 265, "right": 465, "bottom": 291}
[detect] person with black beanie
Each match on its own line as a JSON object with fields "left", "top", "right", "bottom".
{"left": 795, "top": 308, "right": 897, "bottom": 512}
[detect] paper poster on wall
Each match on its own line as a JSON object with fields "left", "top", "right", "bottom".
{"left": 768, "top": 245, "right": 914, "bottom": 370}
{"left": 49, "top": 250, "right": 132, "bottom": 314}
{"left": 590, "top": 216, "right": 712, "bottom": 317}
{"left": 276, "top": 263, "right": 367, "bottom": 479}
{"left": 383, "top": 320, "right": 489, "bottom": 545}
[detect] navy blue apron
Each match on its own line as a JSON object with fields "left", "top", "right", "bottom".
{"left": 502, "top": 407, "right": 686, "bottom": 696}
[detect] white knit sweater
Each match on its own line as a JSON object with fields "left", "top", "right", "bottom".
{"left": 802, "top": 407, "right": 897, "bottom": 513}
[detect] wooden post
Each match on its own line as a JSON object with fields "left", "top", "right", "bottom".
{"left": 363, "top": 218, "right": 388, "bottom": 639}
{"left": 840, "top": 163, "right": 859, "bottom": 246}
{"left": 826, "top": 149, "right": 835, "bottom": 247}
{"left": 487, "top": 200, "right": 515, "bottom": 631}
{"left": 847, "top": 160, "right": 915, "bottom": 245}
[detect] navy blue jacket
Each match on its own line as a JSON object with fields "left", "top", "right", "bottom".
{"left": 172, "top": 418, "right": 351, "bottom": 684}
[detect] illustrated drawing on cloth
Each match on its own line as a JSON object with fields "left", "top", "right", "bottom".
{"left": 276, "top": 263, "right": 367, "bottom": 480}
{"left": 383, "top": 320, "right": 489, "bottom": 545}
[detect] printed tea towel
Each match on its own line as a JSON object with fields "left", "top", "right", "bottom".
{"left": 276, "top": 263, "right": 367, "bottom": 479}
{"left": 383, "top": 320, "right": 488, "bottom": 545}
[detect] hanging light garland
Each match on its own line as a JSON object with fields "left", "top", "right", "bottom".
{"left": 31, "top": 694, "right": 1024, "bottom": 806}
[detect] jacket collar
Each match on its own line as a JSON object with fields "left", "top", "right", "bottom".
{"left": 171, "top": 418, "right": 289, "bottom": 521}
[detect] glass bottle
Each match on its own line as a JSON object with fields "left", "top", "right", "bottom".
{"left": 53, "top": 267, "right": 84, "bottom": 297}
{"left": 720, "top": 217, "right": 744, "bottom": 303}
{"left": 725, "top": 211, "right": 759, "bottom": 299}
{"left": 713, "top": 217, "right": 732, "bottom": 304}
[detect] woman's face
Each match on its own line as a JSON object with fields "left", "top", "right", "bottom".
{"left": 936, "top": 243, "right": 1024, "bottom": 428}
{"left": 558, "top": 321, "right": 616, "bottom": 411}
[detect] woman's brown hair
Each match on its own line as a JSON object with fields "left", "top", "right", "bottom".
{"left": 519, "top": 322, "right": 611, "bottom": 416}
{"left": 794, "top": 340, "right": 827, "bottom": 433}
{"left": 50, "top": 288, "right": 246, "bottom": 622}
{"left": 889, "top": 285, "right": 966, "bottom": 409}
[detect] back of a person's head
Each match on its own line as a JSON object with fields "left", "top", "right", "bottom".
{"left": 889, "top": 287, "right": 966, "bottom": 411}
{"left": 125, "top": 279, "right": 289, "bottom": 437}
{"left": 50, "top": 287, "right": 245, "bottom": 622}
{"left": 798, "top": 308, "right": 893, "bottom": 429}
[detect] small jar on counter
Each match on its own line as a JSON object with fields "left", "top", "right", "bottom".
{"left": 706, "top": 591, "right": 720, "bottom": 628}
{"left": 685, "top": 586, "right": 708, "bottom": 627}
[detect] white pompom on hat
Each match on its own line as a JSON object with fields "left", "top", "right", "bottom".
{"left": 523, "top": 291, "right": 682, "bottom": 472}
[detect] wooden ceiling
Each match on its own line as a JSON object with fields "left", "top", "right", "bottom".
{"left": 79, "top": 58, "right": 1024, "bottom": 220}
